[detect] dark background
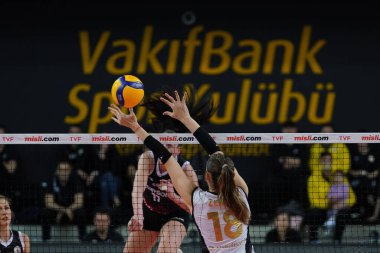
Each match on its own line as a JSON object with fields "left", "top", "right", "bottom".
{"left": 0, "top": 1, "right": 379, "bottom": 195}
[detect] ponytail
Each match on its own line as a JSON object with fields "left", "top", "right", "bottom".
{"left": 207, "top": 154, "right": 250, "bottom": 224}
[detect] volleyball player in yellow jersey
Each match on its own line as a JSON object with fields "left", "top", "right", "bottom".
{"left": 109, "top": 91, "right": 253, "bottom": 253}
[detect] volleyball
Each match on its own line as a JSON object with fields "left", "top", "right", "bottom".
{"left": 111, "top": 75, "right": 144, "bottom": 108}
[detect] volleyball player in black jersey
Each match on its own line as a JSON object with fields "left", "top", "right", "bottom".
{"left": 0, "top": 195, "right": 30, "bottom": 253}
{"left": 109, "top": 91, "right": 253, "bottom": 252}
{"left": 118, "top": 90, "right": 214, "bottom": 253}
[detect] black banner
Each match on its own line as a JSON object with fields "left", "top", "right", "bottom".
{"left": 0, "top": 2, "right": 379, "bottom": 133}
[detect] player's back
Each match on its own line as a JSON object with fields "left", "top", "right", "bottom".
{"left": 192, "top": 187, "right": 251, "bottom": 253}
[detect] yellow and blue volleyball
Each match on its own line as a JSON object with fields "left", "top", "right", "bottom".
{"left": 111, "top": 75, "right": 144, "bottom": 108}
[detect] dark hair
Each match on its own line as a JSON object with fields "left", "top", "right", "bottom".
{"left": 0, "top": 195, "right": 11, "bottom": 207}
{"left": 0, "top": 195, "right": 13, "bottom": 223}
{"left": 142, "top": 85, "right": 216, "bottom": 133}
{"left": 94, "top": 207, "right": 111, "bottom": 218}
{"left": 320, "top": 151, "right": 332, "bottom": 159}
{"left": 206, "top": 153, "right": 250, "bottom": 224}
{"left": 57, "top": 159, "right": 72, "bottom": 166}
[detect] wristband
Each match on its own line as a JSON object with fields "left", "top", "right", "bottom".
{"left": 143, "top": 135, "right": 172, "bottom": 164}
{"left": 193, "top": 127, "right": 220, "bottom": 155}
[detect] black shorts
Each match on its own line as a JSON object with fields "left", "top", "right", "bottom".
{"left": 142, "top": 204, "right": 190, "bottom": 232}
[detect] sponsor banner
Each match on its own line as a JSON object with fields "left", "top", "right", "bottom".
{"left": 1, "top": 4, "right": 379, "bottom": 134}
{"left": 1, "top": 133, "right": 379, "bottom": 144}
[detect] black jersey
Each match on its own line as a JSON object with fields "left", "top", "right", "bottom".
{"left": 0, "top": 230, "right": 24, "bottom": 253}
{"left": 143, "top": 151, "right": 190, "bottom": 215}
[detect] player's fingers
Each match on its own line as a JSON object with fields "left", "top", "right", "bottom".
{"left": 164, "top": 92, "right": 176, "bottom": 103}
{"left": 111, "top": 117, "right": 120, "bottom": 124}
{"left": 109, "top": 106, "right": 122, "bottom": 116}
{"left": 160, "top": 97, "right": 174, "bottom": 107}
{"left": 162, "top": 111, "right": 174, "bottom": 118}
{"left": 110, "top": 104, "right": 120, "bottom": 111}
{"left": 128, "top": 107, "right": 135, "bottom": 116}
{"left": 175, "top": 90, "right": 180, "bottom": 101}
{"left": 111, "top": 103, "right": 123, "bottom": 114}
{"left": 183, "top": 92, "right": 188, "bottom": 103}
{"left": 108, "top": 107, "right": 118, "bottom": 115}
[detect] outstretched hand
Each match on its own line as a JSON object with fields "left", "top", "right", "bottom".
{"left": 160, "top": 91, "right": 190, "bottom": 121}
{"left": 108, "top": 104, "right": 140, "bottom": 131}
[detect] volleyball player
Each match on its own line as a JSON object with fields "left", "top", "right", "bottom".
{"left": 114, "top": 91, "right": 213, "bottom": 253}
{"left": 0, "top": 195, "right": 30, "bottom": 253}
{"left": 109, "top": 90, "right": 253, "bottom": 252}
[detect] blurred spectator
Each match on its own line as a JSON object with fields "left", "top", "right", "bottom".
{"left": 59, "top": 125, "right": 90, "bottom": 186}
{"left": 116, "top": 157, "right": 137, "bottom": 225}
{"left": 86, "top": 144, "right": 121, "bottom": 208}
{"left": 305, "top": 152, "right": 356, "bottom": 243}
{"left": 83, "top": 208, "right": 124, "bottom": 243}
{"left": 309, "top": 125, "right": 351, "bottom": 174}
{"left": 0, "top": 125, "right": 24, "bottom": 213}
{"left": 323, "top": 170, "right": 350, "bottom": 231}
{"left": 271, "top": 121, "right": 309, "bottom": 207}
{"left": 265, "top": 211, "right": 302, "bottom": 243}
{"left": 113, "top": 144, "right": 143, "bottom": 224}
{"left": 349, "top": 143, "right": 379, "bottom": 217}
{"left": 367, "top": 196, "right": 380, "bottom": 223}
{"left": 367, "top": 170, "right": 380, "bottom": 223}
{"left": 41, "top": 160, "right": 86, "bottom": 241}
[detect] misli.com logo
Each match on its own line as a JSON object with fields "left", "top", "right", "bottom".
{"left": 226, "top": 135, "right": 262, "bottom": 142}
{"left": 158, "top": 136, "right": 195, "bottom": 142}
{"left": 293, "top": 135, "right": 329, "bottom": 141}
{"left": 361, "top": 135, "right": 380, "bottom": 141}
{"left": 24, "top": 136, "right": 60, "bottom": 142}
{"left": 92, "top": 136, "right": 127, "bottom": 142}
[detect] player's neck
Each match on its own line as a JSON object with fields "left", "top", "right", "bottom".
{"left": 0, "top": 228, "right": 11, "bottom": 242}
{"left": 208, "top": 186, "right": 217, "bottom": 193}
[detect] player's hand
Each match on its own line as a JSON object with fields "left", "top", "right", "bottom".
{"left": 108, "top": 104, "right": 140, "bottom": 131}
{"left": 160, "top": 91, "right": 190, "bottom": 122}
{"left": 127, "top": 214, "right": 144, "bottom": 231}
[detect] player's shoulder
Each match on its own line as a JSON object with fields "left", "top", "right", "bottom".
{"left": 192, "top": 188, "right": 213, "bottom": 202}
{"left": 139, "top": 150, "right": 155, "bottom": 162}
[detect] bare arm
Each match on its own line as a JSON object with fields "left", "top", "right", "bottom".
{"left": 76, "top": 169, "right": 89, "bottom": 182}
{"left": 108, "top": 105, "right": 196, "bottom": 206}
{"left": 165, "top": 180, "right": 192, "bottom": 214}
{"left": 368, "top": 197, "right": 380, "bottom": 222}
{"left": 184, "top": 164, "right": 199, "bottom": 187}
{"left": 45, "top": 193, "right": 64, "bottom": 212}
{"left": 161, "top": 91, "right": 250, "bottom": 196}
{"left": 132, "top": 152, "right": 154, "bottom": 217}
{"left": 23, "top": 233, "right": 30, "bottom": 253}
{"left": 67, "top": 192, "right": 84, "bottom": 210}
{"left": 165, "top": 158, "right": 197, "bottom": 207}
{"left": 3, "top": 159, "right": 17, "bottom": 174}
{"left": 166, "top": 164, "right": 199, "bottom": 213}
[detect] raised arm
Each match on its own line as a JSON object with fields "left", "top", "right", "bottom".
{"left": 160, "top": 91, "right": 249, "bottom": 195}
{"left": 160, "top": 91, "right": 220, "bottom": 155}
{"left": 108, "top": 105, "right": 196, "bottom": 206}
